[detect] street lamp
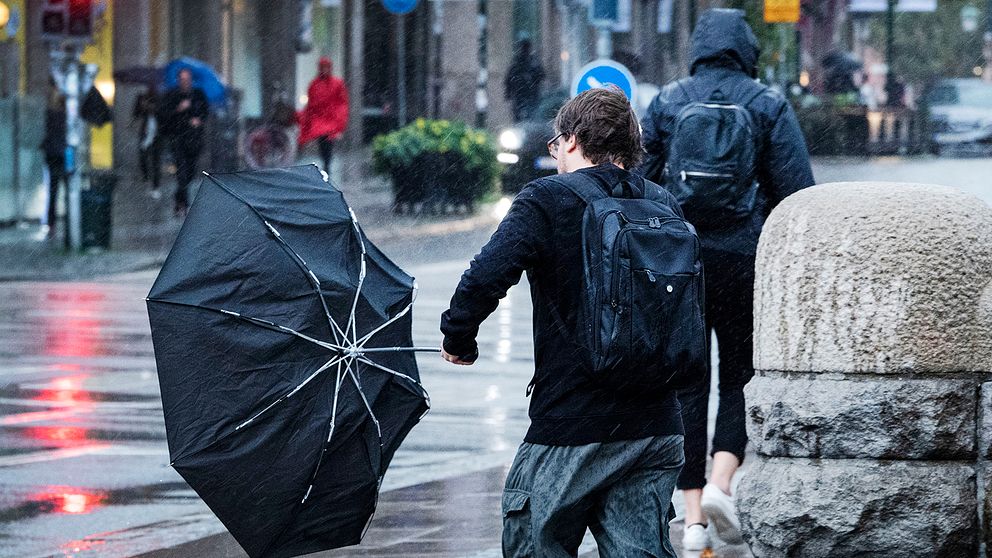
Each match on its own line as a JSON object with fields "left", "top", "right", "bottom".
{"left": 0, "top": 3, "right": 9, "bottom": 30}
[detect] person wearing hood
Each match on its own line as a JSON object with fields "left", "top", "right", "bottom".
{"left": 637, "top": 8, "right": 814, "bottom": 551}
{"left": 298, "top": 57, "right": 349, "bottom": 175}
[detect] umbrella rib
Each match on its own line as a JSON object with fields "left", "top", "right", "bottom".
{"left": 345, "top": 208, "right": 368, "bottom": 345}
{"left": 261, "top": 220, "right": 348, "bottom": 346}
{"left": 346, "top": 360, "right": 382, "bottom": 441}
{"left": 355, "top": 356, "right": 431, "bottom": 409}
{"left": 235, "top": 354, "right": 346, "bottom": 431}
{"left": 146, "top": 298, "right": 344, "bottom": 352}
{"left": 201, "top": 172, "right": 348, "bottom": 345}
{"left": 354, "top": 279, "right": 419, "bottom": 348}
{"left": 301, "top": 360, "right": 346, "bottom": 505}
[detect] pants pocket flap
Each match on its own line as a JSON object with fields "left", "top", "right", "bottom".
{"left": 502, "top": 489, "right": 530, "bottom": 517}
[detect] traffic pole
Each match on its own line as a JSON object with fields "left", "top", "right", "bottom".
{"left": 50, "top": 46, "right": 95, "bottom": 252}
{"left": 475, "top": 0, "right": 488, "bottom": 128}
{"left": 397, "top": 13, "right": 407, "bottom": 126}
{"left": 884, "top": 0, "right": 896, "bottom": 103}
{"left": 64, "top": 48, "right": 83, "bottom": 251}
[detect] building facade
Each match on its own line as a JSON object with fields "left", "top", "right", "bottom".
{"left": 0, "top": 0, "right": 717, "bottom": 224}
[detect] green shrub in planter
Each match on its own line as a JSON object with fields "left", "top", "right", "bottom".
{"left": 372, "top": 118, "right": 500, "bottom": 212}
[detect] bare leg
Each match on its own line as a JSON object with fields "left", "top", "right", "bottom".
{"left": 710, "top": 451, "right": 740, "bottom": 495}
{"left": 683, "top": 488, "right": 704, "bottom": 524}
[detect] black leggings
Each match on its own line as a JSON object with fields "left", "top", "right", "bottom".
{"left": 318, "top": 135, "right": 334, "bottom": 174}
{"left": 46, "top": 159, "right": 66, "bottom": 230}
{"left": 676, "top": 249, "right": 756, "bottom": 491}
{"left": 171, "top": 137, "right": 201, "bottom": 208}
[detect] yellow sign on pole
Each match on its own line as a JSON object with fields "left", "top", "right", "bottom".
{"left": 764, "top": 0, "right": 800, "bottom": 23}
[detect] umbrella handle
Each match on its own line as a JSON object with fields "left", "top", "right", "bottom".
{"left": 359, "top": 346, "right": 441, "bottom": 353}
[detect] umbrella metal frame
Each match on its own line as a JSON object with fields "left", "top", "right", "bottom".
{"left": 152, "top": 167, "right": 438, "bottom": 515}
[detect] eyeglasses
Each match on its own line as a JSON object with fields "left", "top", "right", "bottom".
{"left": 547, "top": 132, "right": 565, "bottom": 160}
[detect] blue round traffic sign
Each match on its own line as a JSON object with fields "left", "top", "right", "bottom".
{"left": 571, "top": 59, "right": 638, "bottom": 101}
{"left": 382, "top": 0, "right": 418, "bottom": 15}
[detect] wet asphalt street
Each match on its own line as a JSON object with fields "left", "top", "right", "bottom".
{"left": 0, "top": 156, "right": 989, "bottom": 558}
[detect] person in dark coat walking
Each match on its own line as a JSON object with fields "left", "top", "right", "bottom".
{"left": 504, "top": 39, "right": 545, "bottom": 122}
{"left": 133, "top": 87, "right": 161, "bottom": 196}
{"left": 41, "top": 81, "right": 67, "bottom": 240}
{"left": 637, "top": 8, "right": 815, "bottom": 550}
{"left": 158, "top": 67, "right": 209, "bottom": 216}
{"left": 442, "top": 87, "right": 685, "bottom": 557}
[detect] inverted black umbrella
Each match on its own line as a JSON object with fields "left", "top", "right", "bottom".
{"left": 146, "top": 165, "right": 433, "bottom": 558}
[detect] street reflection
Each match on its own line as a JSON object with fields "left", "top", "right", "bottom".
{"left": 29, "top": 487, "right": 107, "bottom": 515}
{"left": 43, "top": 289, "right": 108, "bottom": 358}
{"left": 22, "top": 425, "right": 91, "bottom": 447}
{"left": 33, "top": 374, "right": 94, "bottom": 407}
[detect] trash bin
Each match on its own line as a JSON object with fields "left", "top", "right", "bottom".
{"left": 81, "top": 171, "right": 116, "bottom": 250}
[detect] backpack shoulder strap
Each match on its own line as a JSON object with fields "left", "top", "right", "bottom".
{"left": 553, "top": 172, "right": 610, "bottom": 205}
{"left": 740, "top": 82, "right": 769, "bottom": 110}
{"left": 676, "top": 78, "right": 701, "bottom": 104}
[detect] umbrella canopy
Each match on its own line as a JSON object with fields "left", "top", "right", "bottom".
{"left": 146, "top": 166, "right": 431, "bottom": 558}
{"left": 163, "top": 56, "right": 227, "bottom": 106}
{"left": 113, "top": 65, "right": 163, "bottom": 89}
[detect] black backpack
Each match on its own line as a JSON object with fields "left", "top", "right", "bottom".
{"left": 557, "top": 173, "right": 707, "bottom": 391}
{"left": 663, "top": 81, "right": 766, "bottom": 229}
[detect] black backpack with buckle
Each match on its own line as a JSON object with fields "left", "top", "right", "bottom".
{"left": 554, "top": 172, "right": 707, "bottom": 392}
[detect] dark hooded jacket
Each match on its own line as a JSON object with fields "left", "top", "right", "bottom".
{"left": 638, "top": 9, "right": 814, "bottom": 255}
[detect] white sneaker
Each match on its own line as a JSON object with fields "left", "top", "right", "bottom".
{"left": 701, "top": 483, "right": 743, "bottom": 544}
{"left": 682, "top": 522, "right": 711, "bottom": 551}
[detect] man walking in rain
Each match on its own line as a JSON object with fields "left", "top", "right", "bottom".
{"left": 158, "top": 67, "right": 209, "bottom": 217}
{"left": 441, "top": 87, "right": 688, "bottom": 557}
{"left": 638, "top": 8, "right": 814, "bottom": 551}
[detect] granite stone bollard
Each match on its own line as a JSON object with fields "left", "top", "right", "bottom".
{"left": 738, "top": 182, "right": 992, "bottom": 557}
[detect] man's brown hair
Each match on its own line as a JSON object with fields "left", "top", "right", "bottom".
{"left": 553, "top": 85, "right": 642, "bottom": 169}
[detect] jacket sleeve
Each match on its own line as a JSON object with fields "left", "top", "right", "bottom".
{"left": 156, "top": 92, "right": 175, "bottom": 129}
{"left": 635, "top": 94, "right": 670, "bottom": 183}
{"left": 758, "top": 99, "right": 815, "bottom": 208}
{"left": 193, "top": 90, "right": 210, "bottom": 122}
{"left": 440, "top": 184, "right": 551, "bottom": 358}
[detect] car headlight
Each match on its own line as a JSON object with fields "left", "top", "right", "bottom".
{"left": 499, "top": 128, "right": 525, "bottom": 151}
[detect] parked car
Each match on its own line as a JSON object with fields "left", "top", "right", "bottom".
{"left": 496, "top": 89, "right": 568, "bottom": 193}
{"left": 926, "top": 78, "right": 992, "bottom": 155}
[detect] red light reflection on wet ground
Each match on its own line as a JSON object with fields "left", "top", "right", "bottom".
{"left": 33, "top": 374, "right": 94, "bottom": 406}
{"left": 21, "top": 425, "right": 91, "bottom": 447}
{"left": 43, "top": 289, "right": 108, "bottom": 358}
{"left": 30, "top": 487, "right": 107, "bottom": 515}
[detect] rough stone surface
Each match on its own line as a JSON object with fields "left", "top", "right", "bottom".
{"left": 738, "top": 457, "right": 978, "bottom": 557}
{"left": 984, "top": 466, "right": 992, "bottom": 554}
{"left": 983, "top": 383, "right": 992, "bottom": 461}
{"left": 754, "top": 182, "right": 992, "bottom": 374}
{"left": 745, "top": 373, "right": 977, "bottom": 460}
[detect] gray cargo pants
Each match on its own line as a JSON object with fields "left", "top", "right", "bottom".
{"left": 501, "top": 434, "right": 684, "bottom": 558}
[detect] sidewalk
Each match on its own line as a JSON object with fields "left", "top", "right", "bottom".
{"left": 0, "top": 149, "right": 501, "bottom": 282}
{"left": 135, "top": 464, "right": 751, "bottom": 558}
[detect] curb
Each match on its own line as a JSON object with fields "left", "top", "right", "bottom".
{"left": 0, "top": 210, "right": 500, "bottom": 283}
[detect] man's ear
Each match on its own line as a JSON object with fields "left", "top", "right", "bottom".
{"left": 563, "top": 134, "right": 580, "bottom": 155}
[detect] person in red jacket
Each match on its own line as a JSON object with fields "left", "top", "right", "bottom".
{"left": 298, "top": 57, "right": 349, "bottom": 175}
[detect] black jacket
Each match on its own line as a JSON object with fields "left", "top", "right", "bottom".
{"left": 157, "top": 86, "right": 209, "bottom": 143}
{"left": 638, "top": 8, "right": 814, "bottom": 255}
{"left": 441, "top": 164, "right": 685, "bottom": 446}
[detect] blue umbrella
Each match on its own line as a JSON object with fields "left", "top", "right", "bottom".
{"left": 164, "top": 57, "right": 227, "bottom": 107}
